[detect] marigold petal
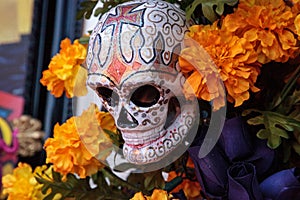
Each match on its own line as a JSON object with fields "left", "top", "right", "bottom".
{"left": 151, "top": 189, "right": 169, "bottom": 200}
{"left": 243, "top": 29, "right": 258, "bottom": 42}
{"left": 295, "top": 14, "right": 300, "bottom": 38}
{"left": 130, "top": 192, "right": 146, "bottom": 200}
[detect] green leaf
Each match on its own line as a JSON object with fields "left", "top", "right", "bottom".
{"left": 77, "top": 0, "right": 98, "bottom": 20}
{"left": 202, "top": 4, "right": 218, "bottom": 23}
{"left": 267, "top": 134, "right": 281, "bottom": 149}
{"left": 101, "top": 167, "right": 143, "bottom": 194}
{"left": 94, "top": 7, "right": 103, "bottom": 17}
{"left": 104, "top": 129, "right": 123, "bottom": 147}
{"left": 144, "top": 171, "right": 165, "bottom": 191}
{"left": 93, "top": 0, "right": 131, "bottom": 18}
{"left": 36, "top": 170, "right": 97, "bottom": 200}
{"left": 242, "top": 109, "right": 263, "bottom": 117}
{"left": 269, "top": 127, "right": 289, "bottom": 139}
{"left": 78, "top": 36, "right": 90, "bottom": 45}
{"left": 52, "top": 169, "right": 62, "bottom": 182}
{"left": 247, "top": 115, "right": 264, "bottom": 126}
{"left": 256, "top": 129, "right": 269, "bottom": 139}
{"left": 245, "top": 110, "right": 300, "bottom": 149}
{"left": 185, "top": 0, "right": 238, "bottom": 22}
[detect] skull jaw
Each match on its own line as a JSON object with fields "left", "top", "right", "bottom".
{"left": 123, "top": 135, "right": 178, "bottom": 164}
{"left": 122, "top": 106, "right": 197, "bottom": 165}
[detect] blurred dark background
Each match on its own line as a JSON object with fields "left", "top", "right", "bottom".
{"left": 0, "top": 0, "right": 83, "bottom": 168}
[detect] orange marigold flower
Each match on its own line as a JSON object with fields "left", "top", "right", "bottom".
{"left": 295, "top": 14, "right": 300, "bottom": 39}
{"left": 179, "top": 35, "right": 226, "bottom": 110}
{"left": 44, "top": 104, "right": 117, "bottom": 179}
{"left": 167, "top": 157, "right": 202, "bottom": 199}
{"left": 223, "top": 0, "right": 300, "bottom": 64}
{"left": 167, "top": 171, "right": 201, "bottom": 199}
{"left": 40, "top": 38, "right": 88, "bottom": 98}
{"left": 130, "top": 189, "right": 173, "bottom": 200}
{"left": 2, "top": 163, "right": 61, "bottom": 200}
{"left": 181, "top": 24, "right": 261, "bottom": 107}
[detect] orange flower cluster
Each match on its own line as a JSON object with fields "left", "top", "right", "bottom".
{"left": 2, "top": 163, "right": 61, "bottom": 200}
{"left": 167, "top": 157, "right": 202, "bottom": 199}
{"left": 130, "top": 189, "right": 173, "bottom": 200}
{"left": 44, "top": 104, "right": 117, "bottom": 179}
{"left": 223, "top": 0, "right": 300, "bottom": 64}
{"left": 40, "top": 38, "right": 88, "bottom": 98}
{"left": 180, "top": 23, "right": 261, "bottom": 107}
{"left": 180, "top": 0, "right": 300, "bottom": 108}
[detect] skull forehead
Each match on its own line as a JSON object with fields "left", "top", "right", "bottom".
{"left": 86, "top": 0, "right": 188, "bottom": 84}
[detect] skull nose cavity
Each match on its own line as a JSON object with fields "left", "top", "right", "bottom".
{"left": 117, "top": 107, "right": 138, "bottom": 128}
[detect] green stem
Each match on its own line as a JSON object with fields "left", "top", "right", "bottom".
{"left": 271, "top": 65, "right": 300, "bottom": 110}
{"left": 101, "top": 167, "right": 145, "bottom": 193}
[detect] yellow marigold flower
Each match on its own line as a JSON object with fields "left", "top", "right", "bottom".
{"left": 130, "top": 189, "right": 173, "bottom": 200}
{"left": 2, "top": 163, "right": 61, "bottom": 200}
{"left": 223, "top": 0, "right": 300, "bottom": 64}
{"left": 131, "top": 192, "right": 147, "bottom": 200}
{"left": 181, "top": 24, "right": 261, "bottom": 107}
{"left": 40, "top": 38, "right": 88, "bottom": 98}
{"left": 44, "top": 104, "right": 117, "bottom": 179}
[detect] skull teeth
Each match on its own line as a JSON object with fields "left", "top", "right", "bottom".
{"left": 122, "top": 129, "right": 165, "bottom": 146}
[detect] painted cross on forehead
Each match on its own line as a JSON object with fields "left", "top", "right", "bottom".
{"left": 102, "top": 4, "right": 145, "bottom": 83}
{"left": 87, "top": 0, "right": 199, "bottom": 165}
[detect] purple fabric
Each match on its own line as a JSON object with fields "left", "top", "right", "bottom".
{"left": 188, "top": 116, "right": 277, "bottom": 199}
{"left": 227, "top": 162, "right": 263, "bottom": 200}
{"left": 260, "top": 168, "right": 300, "bottom": 200}
{"left": 188, "top": 145, "right": 229, "bottom": 199}
{"left": 218, "top": 117, "right": 275, "bottom": 178}
{"left": 218, "top": 117, "right": 253, "bottom": 161}
{"left": 244, "top": 139, "right": 275, "bottom": 179}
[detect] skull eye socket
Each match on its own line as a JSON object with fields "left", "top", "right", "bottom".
{"left": 131, "top": 85, "right": 160, "bottom": 107}
{"left": 96, "top": 87, "right": 119, "bottom": 107}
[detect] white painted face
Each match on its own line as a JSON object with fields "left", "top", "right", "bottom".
{"left": 87, "top": 0, "right": 198, "bottom": 164}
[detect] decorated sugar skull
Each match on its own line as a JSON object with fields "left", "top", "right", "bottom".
{"left": 87, "top": 0, "right": 199, "bottom": 165}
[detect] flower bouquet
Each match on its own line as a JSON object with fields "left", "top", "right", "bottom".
{"left": 2, "top": 0, "right": 300, "bottom": 199}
